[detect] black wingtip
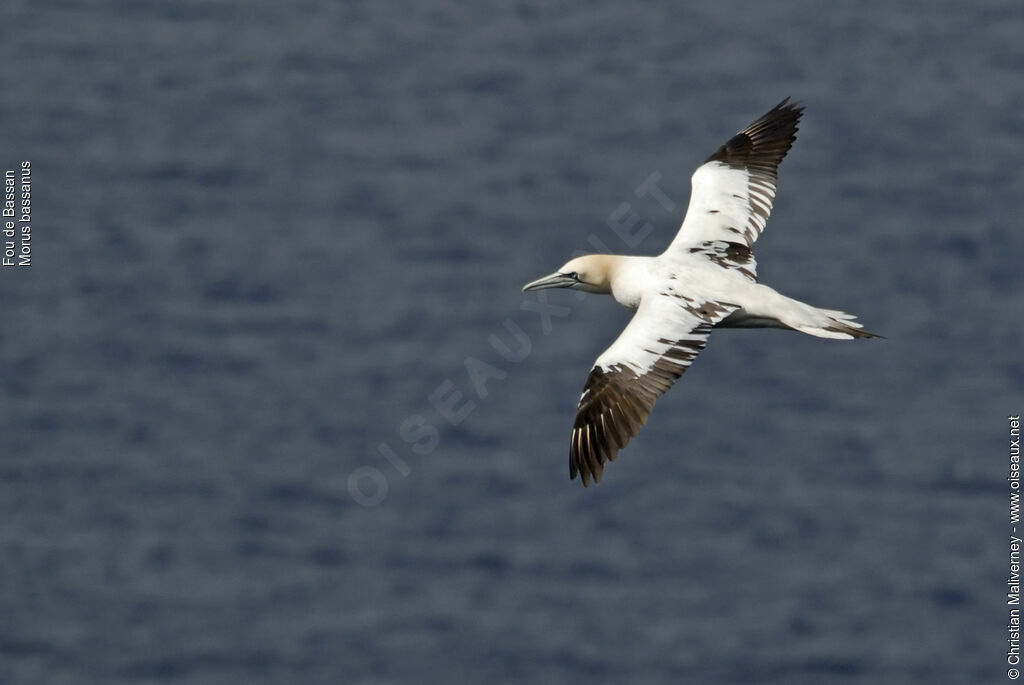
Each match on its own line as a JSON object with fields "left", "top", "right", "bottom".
{"left": 773, "top": 96, "right": 803, "bottom": 111}
{"left": 704, "top": 98, "right": 805, "bottom": 169}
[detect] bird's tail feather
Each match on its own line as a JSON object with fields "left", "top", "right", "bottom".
{"left": 792, "top": 306, "right": 882, "bottom": 340}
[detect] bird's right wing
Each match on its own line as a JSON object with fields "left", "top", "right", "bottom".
{"left": 665, "top": 98, "right": 803, "bottom": 255}
{"left": 570, "top": 293, "right": 737, "bottom": 486}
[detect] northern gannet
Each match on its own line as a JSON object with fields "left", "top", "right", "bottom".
{"left": 523, "top": 98, "right": 878, "bottom": 486}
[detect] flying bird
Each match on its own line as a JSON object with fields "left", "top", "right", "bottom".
{"left": 522, "top": 98, "right": 878, "bottom": 486}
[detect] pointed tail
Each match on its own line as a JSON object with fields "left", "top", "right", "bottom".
{"left": 793, "top": 307, "right": 882, "bottom": 340}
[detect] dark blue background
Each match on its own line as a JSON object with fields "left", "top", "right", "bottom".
{"left": 2, "top": 2, "right": 1020, "bottom": 683}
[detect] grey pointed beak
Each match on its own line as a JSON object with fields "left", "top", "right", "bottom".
{"left": 522, "top": 272, "right": 576, "bottom": 292}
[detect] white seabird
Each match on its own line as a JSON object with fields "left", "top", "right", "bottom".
{"left": 523, "top": 98, "right": 878, "bottom": 486}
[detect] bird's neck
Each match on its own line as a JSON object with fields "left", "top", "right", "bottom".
{"left": 604, "top": 255, "right": 655, "bottom": 309}
{"left": 581, "top": 254, "right": 622, "bottom": 294}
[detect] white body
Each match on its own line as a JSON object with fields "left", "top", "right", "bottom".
{"left": 610, "top": 254, "right": 860, "bottom": 339}
{"left": 521, "top": 99, "right": 876, "bottom": 486}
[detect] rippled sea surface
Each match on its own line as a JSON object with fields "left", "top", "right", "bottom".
{"left": 2, "top": 2, "right": 1022, "bottom": 683}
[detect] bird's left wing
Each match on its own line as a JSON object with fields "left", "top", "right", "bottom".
{"left": 666, "top": 98, "right": 803, "bottom": 255}
{"left": 570, "top": 293, "right": 737, "bottom": 486}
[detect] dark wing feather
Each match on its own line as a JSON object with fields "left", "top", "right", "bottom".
{"left": 570, "top": 295, "right": 737, "bottom": 486}
{"left": 668, "top": 98, "right": 803, "bottom": 253}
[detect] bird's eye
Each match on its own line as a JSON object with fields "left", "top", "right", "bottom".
{"left": 566, "top": 272, "right": 579, "bottom": 280}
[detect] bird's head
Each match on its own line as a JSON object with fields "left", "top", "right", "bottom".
{"left": 522, "top": 255, "right": 615, "bottom": 294}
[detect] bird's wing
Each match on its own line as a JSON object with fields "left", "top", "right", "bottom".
{"left": 666, "top": 98, "right": 803, "bottom": 259}
{"left": 570, "top": 293, "right": 738, "bottom": 486}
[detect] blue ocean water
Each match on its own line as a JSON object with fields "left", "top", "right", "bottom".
{"left": 1, "top": 2, "right": 1021, "bottom": 683}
